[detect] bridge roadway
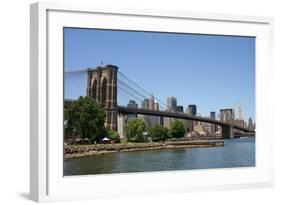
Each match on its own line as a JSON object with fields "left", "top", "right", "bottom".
{"left": 115, "top": 106, "right": 254, "bottom": 133}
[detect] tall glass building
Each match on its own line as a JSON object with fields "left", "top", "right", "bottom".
{"left": 127, "top": 100, "right": 138, "bottom": 121}
{"left": 187, "top": 104, "right": 197, "bottom": 116}
{"left": 167, "top": 96, "right": 177, "bottom": 112}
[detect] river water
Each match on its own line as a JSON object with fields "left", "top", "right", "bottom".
{"left": 64, "top": 138, "right": 255, "bottom": 176}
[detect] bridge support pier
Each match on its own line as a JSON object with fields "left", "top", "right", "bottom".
{"left": 117, "top": 113, "right": 127, "bottom": 140}
{"left": 106, "top": 109, "right": 118, "bottom": 131}
{"left": 221, "top": 125, "right": 234, "bottom": 139}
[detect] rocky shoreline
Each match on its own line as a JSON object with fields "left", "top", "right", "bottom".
{"left": 64, "top": 140, "right": 224, "bottom": 159}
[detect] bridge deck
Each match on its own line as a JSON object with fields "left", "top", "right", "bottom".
{"left": 116, "top": 106, "right": 254, "bottom": 133}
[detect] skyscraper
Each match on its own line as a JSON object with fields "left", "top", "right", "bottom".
{"left": 141, "top": 99, "right": 149, "bottom": 110}
{"left": 210, "top": 111, "right": 217, "bottom": 134}
{"left": 236, "top": 101, "right": 245, "bottom": 127}
{"left": 167, "top": 96, "right": 177, "bottom": 112}
{"left": 140, "top": 98, "right": 149, "bottom": 128}
{"left": 149, "top": 95, "right": 155, "bottom": 111}
{"left": 164, "top": 96, "right": 177, "bottom": 129}
{"left": 210, "top": 111, "right": 216, "bottom": 119}
{"left": 185, "top": 105, "right": 197, "bottom": 132}
{"left": 248, "top": 117, "right": 254, "bottom": 130}
{"left": 154, "top": 100, "right": 159, "bottom": 111}
{"left": 143, "top": 95, "right": 158, "bottom": 129}
{"left": 127, "top": 100, "right": 138, "bottom": 121}
{"left": 176, "top": 105, "right": 186, "bottom": 130}
{"left": 237, "top": 101, "right": 242, "bottom": 120}
{"left": 187, "top": 104, "right": 197, "bottom": 116}
{"left": 154, "top": 99, "right": 160, "bottom": 126}
{"left": 176, "top": 105, "right": 184, "bottom": 112}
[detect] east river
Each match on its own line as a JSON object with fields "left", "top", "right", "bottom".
{"left": 64, "top": 138, "right": 255, "bottom": 176}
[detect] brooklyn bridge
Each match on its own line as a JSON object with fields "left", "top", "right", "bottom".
{"left": 65, "top": 64, "right": 255, "bottom": 139}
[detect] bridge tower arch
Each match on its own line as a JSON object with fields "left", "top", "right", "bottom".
{"left": 91, "top": 79, "right": 98, "bottom": 100}
{"left": 87, "top": 65, "right": 118, "bottom": 131}
{"left": 220, "top": 108, "right": 235, "bottom": 139}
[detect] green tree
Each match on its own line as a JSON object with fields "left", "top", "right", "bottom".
{"left": 107, "top": 130, "right": 121, "bottom": 143}
{"left": 64, "top": 96, "right": 106, "bottom": 142}
{"left": 125, "top": 118, "right": 147, "bottom": 142}
{"left": 149, "top": 124, "right": 169, "bottom": 142}
{"left": 170, "top": 120, "right": 186, "bottom": 138}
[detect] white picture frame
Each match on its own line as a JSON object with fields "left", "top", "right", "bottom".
{"left": 30, "top": 2, "right": 274, "bottom": 202}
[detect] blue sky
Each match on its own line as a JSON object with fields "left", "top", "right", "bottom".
{"left": 64, "top": 28, "right": 255, "bottom": 121}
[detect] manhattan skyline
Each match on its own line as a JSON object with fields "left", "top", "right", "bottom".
{"left": 64, "top": 28, "right": 255, "bottom": 121}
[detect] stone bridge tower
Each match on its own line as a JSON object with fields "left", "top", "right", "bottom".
{"left": 87, "top": 65, "right": 118, "bottom": 131}
{"left": 220, "top": 108, "right": 235, "bottom": 139}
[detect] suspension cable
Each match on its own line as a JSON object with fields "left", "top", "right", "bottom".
{"left": 118, "top": 70, "right": 167, "bottom": 107}
{"left": 118, "top": 86, "right": 144, "bottom": 103}
{"left": 117, "top": 79, "right": 148, "bottom": 100}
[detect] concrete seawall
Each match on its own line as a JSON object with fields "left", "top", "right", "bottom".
{"left": 64, "top": 140, "right": 224, "bottom": 159}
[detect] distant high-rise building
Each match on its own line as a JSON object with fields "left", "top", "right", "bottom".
{"left": 167, "top": 96, "right": 177, "bottom": 112}
{"left": 237, "top": 101, "right": 243, "bottom": 120}
{"left": 235, "top": 119, "right": 245, "bottom": 128}
{"left": 127, "top": 100, "right": 138, "bottom": 121}
{"left": 185, "top": 105, "right": 197, "bottom": 132}
{"left": 154, "top": 100, "right": 160, "bottom": 125}
{"left": 210, "top": 111, "right": 217, "bottom": 134}
{"left": 164, "top": 97, "right": 177, "bottom": 129}
{"left": 236, "top": 101, "right": 245, "bottom": 127}
{"left": 141, "top": 98, "right": 149, "bottom": 110}
{"left": 187, "top": 104, "right": 197, "bottom": 116}
{"left": 248, "top": 117, "right": 254, "bottom": 130}
{"left": 143, "top": 95, "right": 158, "bottom": 129}
{"left": 140, "top": 98, "right": 149, "bottom": 128}
{"left": 210, "top": 112, "right": 216, "bottom": 119}
{"left": 177, "top": 105, "right": 184, "bottom": 112}
{"left": 127, "top": 100, "right": 137, "bottom": 108}
{"left": 154, "top": 101, "right": 159, "bottom": 111}
{"left": 176, "top": 105, "right": 186, "bottom": 129}
{"left": 149, "top": 95, "right": 155, "bottom": 110}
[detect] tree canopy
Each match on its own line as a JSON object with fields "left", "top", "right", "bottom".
{"left": 64, "top": 96, "right": 106, "bottom": 142}
{"left": 170, "top": 120, "right": 186, "bottom": 138}
{"left": 125, "top": 118, "right": 147, "bottom": 142}
{"left": 107, "top": 130, "right": 121, "bottom": 143}
{"left": 149, "top": 124, "right": 169, "bottom": 142}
